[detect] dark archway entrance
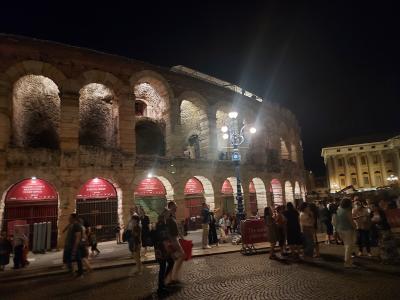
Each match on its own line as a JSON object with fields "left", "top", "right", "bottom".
{"left": 3, "top": 178, "right": 58, "bottom": 249}
{"left": 135, "top": 120, "right": 165, "bottom": 156}
{"left": 76, "top": 178, "right": 118, "bottom": 242}
{"left": 184, "top": 178, "right": 205, "bottom": 230}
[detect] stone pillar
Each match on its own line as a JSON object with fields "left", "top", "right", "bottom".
{"left": 120, "top": 184, "right": 134, "bottom": 226}
{"left": 60, "top": 91, "right": 80, "bottom": 151}
{"left": 379, "top": 151, "right": 388, "bottom": 185}
{"left": 167, "top": 99, "right": 184, "bottom": 157}
{"left": 173, "top": 182, "right": 186, "bottom": 222}
{"left": 394, "top": 150, "right": 400, "bottom": 178}
{"left": 355, "top": 154, "right": 364, "bottom": 188}
{"left": 343, "top": 155, "right": 351, "bottom": 186}
{"left": 57, "top": 184, "right": 79, "bottom": 249}
{"left": 0, "top": 76, "right": 11, "bottom": 151}
{"left": 366, "top": 153, "right": 376, "bottom": 187}
{"left": 118, "top": 92, "right": 135, "bottom": 154}
{"left": 207, "top": 106, "right": 218, "bottom": 160}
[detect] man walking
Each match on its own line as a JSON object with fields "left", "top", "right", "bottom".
{"left": 63, "top": 213, "right": 83, "bottom": 277}
{"left": 201, "top": 203, "right": 211, "bottom": 249}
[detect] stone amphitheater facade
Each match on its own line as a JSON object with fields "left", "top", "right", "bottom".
{"left": 0, "top": 35, "right": 306, "bottom": 246}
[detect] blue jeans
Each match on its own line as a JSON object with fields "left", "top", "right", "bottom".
{"left": 63, "top": 248, "right": 83, "bottom": 275}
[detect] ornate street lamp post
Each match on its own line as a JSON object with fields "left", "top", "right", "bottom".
{"left": 221, "top": 111, "right": 256, "bottom": 232}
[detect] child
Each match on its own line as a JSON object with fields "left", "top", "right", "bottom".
{"left": 88, "top": 227, "right": 100, "bottom": 257}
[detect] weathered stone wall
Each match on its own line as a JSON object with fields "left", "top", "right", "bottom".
{"left": 0, "top": 35, "right": 307, "bottom": 247}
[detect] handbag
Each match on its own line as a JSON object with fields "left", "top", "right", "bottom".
{"left": 179, "top": 239, "right": 193, "bottom": 261}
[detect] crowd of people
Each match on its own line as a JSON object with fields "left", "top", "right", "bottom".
{"left": 261, "top": 195, "right": 399, "bottom": 267}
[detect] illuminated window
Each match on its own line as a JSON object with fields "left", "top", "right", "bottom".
{"left": 337, "top": 158, "right": 344, "bottom": 167}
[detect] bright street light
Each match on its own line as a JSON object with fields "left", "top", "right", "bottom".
{"left": 222, "top": 133, "right": 229, "bottom": 140}
{"left": 221, "top": 126, "right": 228, "bottom": 133}
{"left": 249, "top": 127, "right": 257, "bottom": 134}
{"left": 387, "top": 174, "right": 398, "bottom": 183}
{"left": 228, "top": 111, "right": 238, "bottom": 119}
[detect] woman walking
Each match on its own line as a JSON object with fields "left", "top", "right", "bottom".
{"left": 128, "top": 214, "right": 143, "bottom": 276}
{"left": 283, "top": 203, "right": 302, "bottom": 258}
{"left": 336, "top": 198, "right": 356, "bottom": 268}
{"left": 275, "top": 206, "right": 287, "bottom": 255}
{"left": 264, "top": 206, "right": 278, "bottom": 259}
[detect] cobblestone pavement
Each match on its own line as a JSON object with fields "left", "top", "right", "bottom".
{"left": 0, "top": 245, "right": 399, "bottom": 300}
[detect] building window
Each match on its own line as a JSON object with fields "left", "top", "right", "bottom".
{"left": 371, "top": 146, "right": 376, "bottom": 149}
{"left": 351, "top": 177, "right": 357, "bottom": 186}
{"left": 348, "top": 148, "right": 352, "bottom": 151}
{"left": 361, "top": 156, "right": 367, "bottom": 165}
{"left": 363, "top": 176, "right": 369, "bottom": 185}
{"left": 337, "top": 158, "right": 344, "bottom": 167}
{"left": 349, "top": 157, "right": 356, "bottom": 166}
{"left": 375, "top": 175, "right": 382, "bottom": 186}
{"left": 337, "top": 149, "right": 341, "bottom": 152}
{"left": 384, "top": 145, "right": 388, "bottom": 148}
{"left": 360, "top": 147, "right": 364, "bottom": 150}
{"left": 135, "top": 101, "right": 147, "bottom": 116}
{"left": 340, "top": 178, "right": 346, "bottom": 187}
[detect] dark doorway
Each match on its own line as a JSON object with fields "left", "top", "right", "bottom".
{"left": 135, "top": 121, "right": 165, "bottom": 155}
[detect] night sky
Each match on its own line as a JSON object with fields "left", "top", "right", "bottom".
{"left": 2, "top": 1, "right": 399, "bottom": 175}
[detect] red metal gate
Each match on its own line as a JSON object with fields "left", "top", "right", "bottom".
{"left": 76, "top": 198, "right": 118, "bottom": 241}
{"left": 3, "top": 200, "right": 58, "bottom": 249}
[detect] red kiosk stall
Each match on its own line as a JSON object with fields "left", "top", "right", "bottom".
{"left": 76, "top": 178, "right": 118, "bottom": 241}
{"left": 135, "top": 177, "right": 167, "bottom": 222}
{"left": 184, "top": 178, "right": 206, "bottom": 231}
{"left": 3, "top": 178, "right": 58, "bottom": 249}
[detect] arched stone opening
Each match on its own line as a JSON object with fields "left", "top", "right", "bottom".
{"left": 134, "top": 175, "right": 174, "bottom": 222}
{"left": 285, "top": 181, "right": 294, "bottom": 204}
{"left": 184, "top": 177, "right": 205, "bottom": 230}
{"left": 12, "top": 75, "right": 60, "bottom": 149}
{"left": 79, "top": 83, "right": 118, "bottom": 148}
{"left": 1, "top": 178, "right": 59, "bottom": 249}
{"left": 294, "top": 181, "right": 301, "bottom": 199}
{"left": 134, "top": 81, "right": 168, "bottom": 121}
{"left": 300, "top": 185, "right": 307, "bottom": 200}
{"left": 291, "top": 143, "right": 298, "bottom": 162}
{"left": 135, "top": 120, "right": 166, "bottom": 156}
{"left": 251, "top": 178, "right": 268, "bottom": 215}
{"left": 271, "top": 179, "right": 283, "bottom": 207}
{"left": 76, "top": 178, "right": 120, "bottom": 242}
{"left": 180, "top": 99, "right": 209, "bottom": 159}
{"left": 280, "top": 138, "right": 290, "bottom": 160}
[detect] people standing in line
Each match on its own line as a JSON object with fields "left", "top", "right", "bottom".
{"left": 309, "top": 203, "right": 320, "bottom": 257}
{"left": 208, "top": 211, "right": 219, "bottom": 246}
{"left": 274, "top": 206, "right": 287, "bottom": 256}
{"left": 201, "top": 203, "right": 211, "bottom": 249}
{"left": 63, "top": 213, "right": 84, "bottom": 277}
{"left": 352, "top": 200, "right": 372, "bottom": 257}
{"left": 336, "top": 198, "right": 356, "bottom": 268}
{"left": 127, "top": 214, "right": 143, "bottom": 276}
{"left": 141, "top": 211, "right": 152, "bottom": 256}
{"left": 165, "top": 201, "right": 185, "bottom": 284}
{"left": 88, "top": 227, "right": 100, "bottom": 257}
{"left": 320, "top": 201, "right": 334, "bottom": 244}
{"left": 115, "top": 223, "right": 122, "bottom": 244}
{"left": 264, "top": 206, "right": 279, "bottom": 259}
{"left": 0, "top": 231, "right": 12, "bottom": 271}
{"left": 153, "top": 214, "right": 175, "bottom": 295}
{"left": 299, "top": 203, "right": 315, "bottom": 260}
{"left": 78, "top": 218, "right": 92, "bottom": 273}
{"left": 12, "top": 227, "right": 28, "bottom": 269}
{"left": 283, "top": 203, "right": 302, "bottom": 258}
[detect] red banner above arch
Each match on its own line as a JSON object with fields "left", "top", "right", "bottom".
{"left": 249, "top": 181, "right": 256, "bottom": 193}
{"left": 221, "top": 179, "right": 233, "bottom": 194}
{"left": 77, "top": 178, "right": 117, "bottom": 199}
{"left": 6, "top": 178, "right": 57, "bottom": 202}
{"left": 135, "top": 178, "right": 166, "bottom": 196}
{"left": 184, "top": 178, "right": 204, "bottom": 195}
